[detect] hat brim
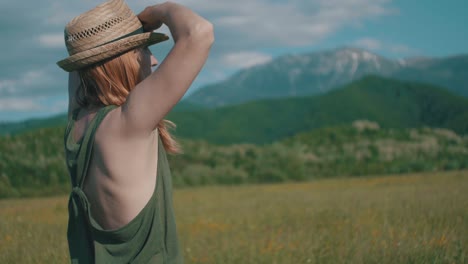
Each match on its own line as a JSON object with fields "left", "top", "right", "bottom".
{"left": 57, "top": 32, "right": 169, "bottom": 72}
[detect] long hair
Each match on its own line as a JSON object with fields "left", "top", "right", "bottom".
{"left": 76, "top": 47, "right": 181, "bottom": 154}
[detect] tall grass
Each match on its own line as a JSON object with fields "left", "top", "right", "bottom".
{"left": 1, "top": 170, "right": 467, "bottom": 263}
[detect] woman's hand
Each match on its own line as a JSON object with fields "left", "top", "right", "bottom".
{"left": 137, "top": 4, "right": 164, "bottom": 32}
{"left": 137, "top": 2, "right": 212, "bottom": 42}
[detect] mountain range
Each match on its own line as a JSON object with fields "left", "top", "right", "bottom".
{"left": 2, "top": 75, "right": 467, "bottom": 144}
{"left": 186, "top": 47, "right": 468, "bottom": 107}
{"left": 1, "top": 48, "right": 467, "bottom": 143}
{"left": 167, "top": 76, "right": 468, "bottom": 144}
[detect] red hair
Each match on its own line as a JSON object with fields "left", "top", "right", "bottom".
{"left": 76, "top": 47, "right": 181, "bottom": 154}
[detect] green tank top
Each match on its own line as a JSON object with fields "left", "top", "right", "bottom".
{"left": 64, "top": 105, "right": 183, "bottom": 264}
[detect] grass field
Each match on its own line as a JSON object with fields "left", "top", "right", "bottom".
{"left": 1, "top": 170, "right": 467, "bottom": 263}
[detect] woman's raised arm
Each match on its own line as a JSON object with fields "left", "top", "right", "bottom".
{"left": 120, "top": 2, "right": 214, "bottom": 136}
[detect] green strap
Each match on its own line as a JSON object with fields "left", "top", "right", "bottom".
{"left": 64, "top": 108, "right": 80, "bottom": 148}
{"left": 75, "top": 105, "right": 117, "bottom": 188}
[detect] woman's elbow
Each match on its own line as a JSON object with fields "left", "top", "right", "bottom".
{"left": 202, "top": 21, "right": 215, "bottom": 46}
{"left": 191, "top": 20, "right": 214, "bottom": 48}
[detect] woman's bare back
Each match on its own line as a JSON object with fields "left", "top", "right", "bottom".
{"left": 72, "top": 107, "right": 159, "bottom": 230}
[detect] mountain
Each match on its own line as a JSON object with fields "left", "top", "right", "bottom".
{"left": 168, "top": 76, "right": 468, "bottom": 144}
{"left": 394, "top": 54, "right": 468, "bottom": 96}
{"left": 186, "top": 47, "right": 468, "bottom": 107}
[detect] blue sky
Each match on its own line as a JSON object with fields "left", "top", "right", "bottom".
{"left": 0, "top": 0, "right": 467, "bottom": 122}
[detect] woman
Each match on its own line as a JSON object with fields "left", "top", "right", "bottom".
{"left": 57, "top": 0, "right": 213, "bottom": 263}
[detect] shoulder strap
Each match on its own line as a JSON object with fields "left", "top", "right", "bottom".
{"left": 64, "top": 108, "right": 80, "bottom": 146}
{"left": 75, "top": 105, "right": 118, "bottom": 188}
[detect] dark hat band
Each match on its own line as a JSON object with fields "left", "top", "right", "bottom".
{"left": 96, "top": 27, "right": 144, "bottom": 48}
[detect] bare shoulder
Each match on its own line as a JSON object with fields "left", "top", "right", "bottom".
{"left": 95, "top": 106, "right": 136, "bottom": 141}
{"left": 94, "top": 106, "right": 155, "bottom": 150}
{"left": 92, "top": 105, "right": 159, "bottom": 187}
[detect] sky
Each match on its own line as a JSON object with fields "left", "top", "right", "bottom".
{"left": 0, "top": 0, "right": 467, "bottom": 122}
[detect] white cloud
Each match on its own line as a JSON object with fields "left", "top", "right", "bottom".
{"left": 354, "top": 38, "right": 383, "bottom": 51}
{"left": 222, "top": 51, "right": 273, "bottom": 68}
{"left": 38, "top": 33, "right": 64, "bottom": 48}
{"left": 49, "top": 99, "right": 68, "bottom": 113}
{"left": 164, "top": 0, "right": 396, "bottom": 47}
{"left": 353, "top": 37, "right": 415, "bottom": 56}
{"left": 0, "top": 69, "right": 58, "bottom": 97}
{"left": 389, "top": 44, "right": 412, "bottom": 54}
{"left": 0, "top": 80, "right": 16, "bottom": 94}
{"left": 0, "top": 98, "right": 44, "bottom": 111}
{"left": 216, "top": 16, "right": 249, "bottom": 27}
{"left": 0, "top": 96, "right": 68, "bottom": 113}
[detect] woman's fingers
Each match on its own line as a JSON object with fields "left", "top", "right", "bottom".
{"left": 138, "top": 6, "right": 164, "bottom": 32}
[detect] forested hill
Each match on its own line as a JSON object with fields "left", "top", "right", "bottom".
{"left": 2, "top": 76, "right": 468, "bottom": 145}
{"left": 1, "top": 121, "right": 467, "bottom": 198}
{"left": 167, "top": 75, "right": 468, "bottom": 144}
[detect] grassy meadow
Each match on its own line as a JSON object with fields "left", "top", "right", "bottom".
{"left": 1, "top": 169, "right": 467, "bottom": 263}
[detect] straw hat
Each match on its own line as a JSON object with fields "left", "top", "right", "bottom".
{"left": 57, "top": 0, "right": 169, "bottom": 72}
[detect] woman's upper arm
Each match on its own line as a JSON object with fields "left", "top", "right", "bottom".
{"left": 120, "top": 22, "right": 214, "bottom": 136}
